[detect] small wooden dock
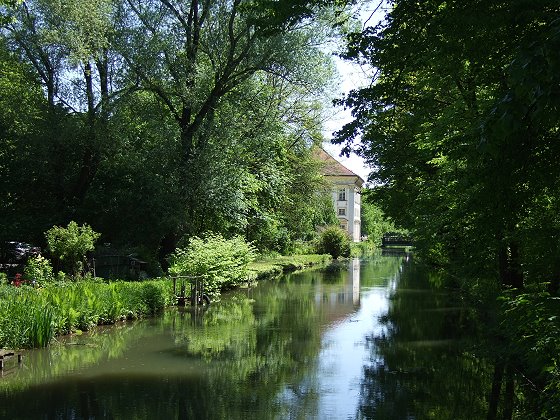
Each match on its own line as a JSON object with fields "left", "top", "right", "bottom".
{"left": 0, "top": 350, "right": 23, "bottom": 371}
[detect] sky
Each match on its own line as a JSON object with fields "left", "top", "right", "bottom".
{"left": 321, "top": 2, "right": 386, "bottom": 185}
{"left": 322, "top": 55, "right": 371, "bottom": 183}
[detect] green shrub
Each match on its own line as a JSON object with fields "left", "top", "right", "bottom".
{"left": 316, "top": 226, "right": 351, "bottom": 259}
{"left": 142, "top": 282, "right": 166, "bottom": 314}
{"left": 24, "top": 255, "right": 54, "bottom": 285}
{"left": 0, "top": 272, "right": 8, "bottom": 285}
{"left": 169, "top": 233, "right": 256, "bottom": 299}
{"left": 45, "top": 221, "right": 101, "bottom": 277}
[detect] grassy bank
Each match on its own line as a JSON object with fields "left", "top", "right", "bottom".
{"left": 248, "top": 254, "right": 332, "bottom": 280}
{"left": 0, "top": 280, "right": 174, "bottom": 349}
{"left": 0, "top": 254, "right": 331, "bottom": 350}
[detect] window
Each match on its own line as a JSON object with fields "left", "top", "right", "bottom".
{"left": 338, "top": 208, "right": 346, "bottom": 216}
{"left": 338, "top": 188, "right": 346, "bottom": 201}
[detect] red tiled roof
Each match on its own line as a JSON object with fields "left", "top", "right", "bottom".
{"left": 313, "top": 148, "right": 364, "bottom": 183}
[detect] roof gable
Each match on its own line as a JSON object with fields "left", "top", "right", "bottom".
{"left": 313, "top": 148, "right": 364, "bottom": 185}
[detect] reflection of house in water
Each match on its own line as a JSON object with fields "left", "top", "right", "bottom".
{"left": 313, "top": 259, "right": 361, "bottom": 323}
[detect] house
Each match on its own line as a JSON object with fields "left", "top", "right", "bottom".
{"left": 315, "top": 148, "right": 364, "bottom": 242}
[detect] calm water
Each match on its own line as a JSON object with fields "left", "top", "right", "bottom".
{"left": 0, "top": 255, "right": 488, "bottom": 419}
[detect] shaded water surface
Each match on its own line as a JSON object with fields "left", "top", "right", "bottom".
{"left": 0, "top": 256, "right": 488, "bottom": 419}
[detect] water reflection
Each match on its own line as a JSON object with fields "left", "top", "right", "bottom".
{"left": 357, "top": 261, "right": 489, "bottom": 420}
{"left": 0, "top": 254, "right": 488, "bottom": 419}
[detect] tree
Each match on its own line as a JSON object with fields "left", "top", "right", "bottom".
{"left": 0, "top": 0, "right": 349, "bottom": 261}
{"left": 1, "top": 0, "right": 129, "bottom": 235}
{"left": 335, "top": 0, "right": 560, "bottom": 417}
{"left": 336, "top": 0, "right": 560, "bottom": 285}
{"left": 45, "top": 221, "right": 101, "bottom": 277}
{"left": 360, "top": 191, "right": 396, "bottom": 246}
{"left": 116, "top": 0, "right": 344, "bottom": 250}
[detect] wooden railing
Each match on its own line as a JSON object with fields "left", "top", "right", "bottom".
{"left": 381, "top": 233, "right": 414, "bottom": 247}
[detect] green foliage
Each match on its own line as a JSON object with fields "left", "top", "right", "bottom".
{"left": 169, "top": 233, "right": 256, "bottom": 298}
{"left": 360, "top": 193, "right": 399, "bottom": 246}
{"left": 0, "top": 0, "right": 20, "bottom": 26}
{"left": 0, "top": 272, "right": 8, "bottom": 285}
{"left": 350, "top": 241, "right": 375, "bottom": 257}
{"left": 140, "top": 282, "right": 167, "bottom": 315}
{"left": 0, "top": 286, "right": 55, "bottom": 349}
{"left": 0, "top": 0, "right": 343, "bottom": 262}
{"left": 0, "top": 279, "right": 174, "bottom": 348}
{"left": 45, "top": 221, "right": 100, "bottom": 276}
{"left": 336, "top": 0, "right": 560, "bottom": 416}
{"left": 23, "top": 255, "right": 54, "bottom": 285}
{"left": 316, "top": 225, "right": 351, "bottom": 259}
{"left": 499, "top": 291, "right": 560, "bottom": 418}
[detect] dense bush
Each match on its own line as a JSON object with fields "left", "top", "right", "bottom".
{"left": 316, "top": 226, "right": 351, "bottom": 259}
{"left": 169, "top": 233, "right": 256, "bottom": 299}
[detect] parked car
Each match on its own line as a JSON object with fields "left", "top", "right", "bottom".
{"left": 0, "top": 241, "right": 41, "bottom": 264}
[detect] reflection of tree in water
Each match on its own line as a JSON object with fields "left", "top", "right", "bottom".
{"left": 358, "top": 262, "right": 490, "bottom": 419}
{"left": 0, "top": 271, "right": 332, "bottom": 419}
{"left": 1, "top": 257, "right": 418, "bottom": 419}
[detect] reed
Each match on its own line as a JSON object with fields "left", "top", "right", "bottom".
{"left": 27, "top": 303, "right": 55, "bottom": 348}
{"left": 0, "top": 279, "right": 174, "bottom": 349}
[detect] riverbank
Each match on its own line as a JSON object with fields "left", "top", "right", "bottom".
{"left": 0, "top": 254, "right": 332, "bottom": 351}
{"left": 248, "top": 254, "right": 332, "bottom": 280}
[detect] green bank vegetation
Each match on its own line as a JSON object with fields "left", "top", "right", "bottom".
{"left": 0, "top": 280, "right": 174, "bottom": 349}
{"left": 0, "top": 226, "right": 333, "bottom": 350}
{"left": 249, "top": 253, "right": 332, "bottom": 280}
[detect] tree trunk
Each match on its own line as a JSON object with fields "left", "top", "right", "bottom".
{"left": 502, "top": 364, "right": 515, "bottom": 420}
{"left": 72, "top": 61, "right": 100, "bottom": 203}
{"left": 487, "top": 359, "right": 504, "bottom": 420}
{"left": 498, "top": 242, "right": 523, "bottom": 289}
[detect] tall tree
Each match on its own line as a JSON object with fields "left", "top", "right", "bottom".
{"left": 117, "top": 0, "right": 343, "bottom": 249}
{"left": 336, "top": 0, "right": 560, "bottom": 286}
{"left": 335, "top": 1, "right": 560, "bottom": 416}
{"left": 0, "top": 0, "right": 347, "bottom": 258}
{"left": 2, "top": 0, "right": 128, "bottom": 214}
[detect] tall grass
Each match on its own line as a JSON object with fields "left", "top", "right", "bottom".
{"left": 0, "top": 279, "right": 174, "bottom": 349}
{"left": 28, "top": 303, "right": 54, "bottom": 348}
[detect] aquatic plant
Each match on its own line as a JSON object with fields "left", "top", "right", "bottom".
{"left": 0, "top": 279, "right": 174, "bottom": 349}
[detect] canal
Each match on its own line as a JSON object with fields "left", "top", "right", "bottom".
{"left": 0, "top": 254, "right": 489, "bottom": 419}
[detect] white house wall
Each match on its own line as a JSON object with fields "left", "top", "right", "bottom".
{"left": 329, "top": 176, "right": 362, "bottom": 242}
